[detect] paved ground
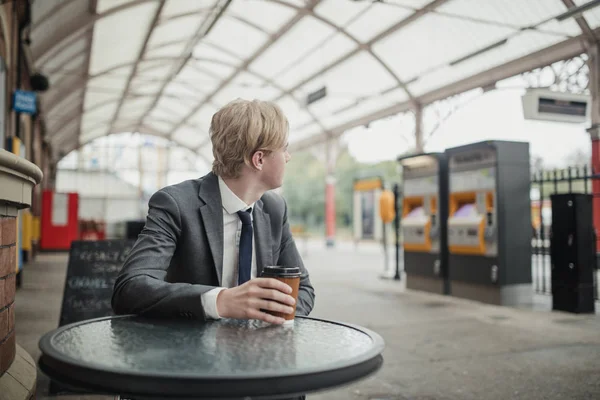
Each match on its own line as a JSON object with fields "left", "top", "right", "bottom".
{"left": 14, "top": 239, "right": 600, "bottom": 399}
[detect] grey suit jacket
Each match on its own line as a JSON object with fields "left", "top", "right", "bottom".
{"left": 112, "top": 172, "right": 315, "bottom": 320}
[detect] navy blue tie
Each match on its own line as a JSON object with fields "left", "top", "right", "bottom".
{"left": 237, "top": 208, "right": 253, "bottom": 285}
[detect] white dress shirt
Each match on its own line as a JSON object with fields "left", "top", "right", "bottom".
{"left": 200, "top": 176, "right": 257, "bottom": 319}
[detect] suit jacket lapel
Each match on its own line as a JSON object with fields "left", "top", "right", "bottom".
{"left": 253, "top": 199, "right": 272, "bottom": 276}
{"left": 198, "top": 172, "right": 224, "bottom": 285}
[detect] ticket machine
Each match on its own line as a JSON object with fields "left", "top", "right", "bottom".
{"left": 399, "top": 153, "right": 449, "bottom": 295}
{"left": 446, "top": 140, "right": 531, "bottom": 306}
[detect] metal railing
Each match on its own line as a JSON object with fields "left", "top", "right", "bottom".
{"left": 531, "top": 165, "right": 599, "bottom": 300}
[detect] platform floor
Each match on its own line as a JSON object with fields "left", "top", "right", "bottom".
{"left": 15, "top": 240, "right": 600, "bottom": 400}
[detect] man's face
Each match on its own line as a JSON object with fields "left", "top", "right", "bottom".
{"left": 261, "top": 142, "right": 290, "bottom": 190}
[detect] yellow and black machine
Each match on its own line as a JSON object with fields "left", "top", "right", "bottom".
{"left": 446, "top": 140, "right": 531, "bottom": 306}
{"left": 398, "top": 153, "right": 450, "bottom": 295}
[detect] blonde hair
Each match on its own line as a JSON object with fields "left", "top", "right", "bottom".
{"left": 210, "top": 99, "right": 289, "bottom": 179}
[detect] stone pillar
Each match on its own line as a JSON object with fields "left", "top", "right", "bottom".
{"left": 0, "top": 148, "right": 42, "bottom": 398}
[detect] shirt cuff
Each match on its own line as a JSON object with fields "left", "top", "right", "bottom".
{"left": 201, "top": 287, "right": 227, "bottom": 319}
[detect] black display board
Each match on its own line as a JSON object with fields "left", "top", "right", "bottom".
{"left": 59, "top": 240, "right": 134, "bottom": 327}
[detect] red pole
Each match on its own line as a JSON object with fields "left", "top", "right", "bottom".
{"left": 325, "top": 176, "right": 335, "bottom": 247}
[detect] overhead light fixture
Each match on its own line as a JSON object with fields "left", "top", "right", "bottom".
{"left": 449, "top": 38, "right": 508, "bottom": 67}
{"left": 555, "top": 0, "right": 600, "bottom": 21}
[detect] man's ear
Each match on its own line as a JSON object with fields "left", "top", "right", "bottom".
{"left": 251, "top": 150, "right": 264, "bottom": 171}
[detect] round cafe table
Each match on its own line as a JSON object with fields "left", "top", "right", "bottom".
{"left": 38, "top": 315, "right": 385, "bottom": 399}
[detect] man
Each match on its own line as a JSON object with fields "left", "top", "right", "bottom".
{"left": 112, "top": 98, "right": 314, "bottom": 324}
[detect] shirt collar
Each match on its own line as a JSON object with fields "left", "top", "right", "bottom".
{"left": 218, "top": 176, "right": 254, "bottom": 214}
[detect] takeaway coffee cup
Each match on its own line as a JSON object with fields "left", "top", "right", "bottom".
{"left": 261, "top": 266, "right": 301, "bottom": 323}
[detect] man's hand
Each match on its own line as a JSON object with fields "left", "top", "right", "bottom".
{"left": 216, "top": 278, "right": 296, "bottom": 324}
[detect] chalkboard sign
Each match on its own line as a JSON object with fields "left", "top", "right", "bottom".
{"left": 59, "top": 240, "right": 134, "bottom": 327}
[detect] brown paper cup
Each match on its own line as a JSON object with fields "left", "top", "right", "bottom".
{"left": 261, "top": 266, "right": 301, "bottom": 322}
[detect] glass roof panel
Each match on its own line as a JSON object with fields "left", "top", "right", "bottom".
{"left": 162, "top": 0, "right": 213, "bottom": 18}
{"left": 119, "top": 96, "right": 157, "bottom": 120}
{"left": 153, "top": 95, "right": 196, "bottom": 118}
{"left": 137, "top": 59, "right": 171, "bottom": 73}
{"left": 582, "top": 9, "right": 600, "bottom": 28}
{"left": 314, "top": 0, "right": 372, "bottom": 27}
{"left": 250, "top": 16, "right": 336, "bottom": 78}
{"left": 197, "top": 141, "right": 214, "bottom": 161}
{"left": 32, "top": 1, "right": 86, "bottom": 59}
{"left": 147, "top": 14, "right": 205, "bottom": 48}
{"left": 42, "top": 37, "right": 88, "bottom": 72}
{"left": 87, "top": 67, "right": 132, "bottom": 98}
{"left": 129, "top": 79, "right": 165, "bottom": 96}
{"left": 96, "top": 0, "right": 140, "bottom": 14}
{"left": 288, "top": 122, "right": 321, "bottom": 144}
{"left": 84, "top": 90, "right": 118, "bottom": 111}
{"left": 175, "top": 63, "right": 222, "bottom": 91}
{"left": 112, "top": 121, "right": 138, "bottom": 133}
{"left": 164, "top": 81, "right": 204, "bottom": 102}
{"left": 80, "top": 126, "right": 110, "bottom": 145}
{"left": 193, "top": 42, "right": 242, "bottom": 65}
{"left": 438, "top": 0, "right": 567, "bottom": 28}
{"left": 172, "top": 126, "right": 206, "bottom": 149}
{"left": 345, "top": 3, "right": 413, "bottom": 43}
{"left": 44, "top": 89, "right": 82, "bottom": 119}
{"left": 279, "top": 0, "right": 309, "bottom": 7}
{"left": 294, "top": 51, "right": 399, "bottom": 105}
{"left": 386, "top": 0, "right": 432, "bottom": 9}
{"left": 205, "top": 16, "right": 269, "bottom": 60}
{"left": 408, "top": 30, "right": 566, "bottom": 97}
{"left": 48, "top": 55, "right": 86, "bottom": 88}
{"left": 32, "top": 0, "right": 66, "bottom": 22}
{"left": 137, "top": 64, "right": 174, "bottom": 79}
{"left": 226, "top": 0, "right": 297, "bottom": 33}
{"left": 83, "top": 102, "right": 119, "bottom": 125}
{"left": 90, "top": 2, "right": 159, "bottom": 75}
{"left": 188, "top": 105, "right": 219, "bottom": 130}
{"left": 212, "top": 81, "right": 281, "bottom": 107}
{"left": 538, "top": 18, "right": 582, "bottom": 36}
{"left": 161, "top": 0, "right": 215, "bottom": 18}
{"left": 192, "top": 60, "right": 236, "bottom": 79}
{"left": 373, "top": 13, "right": 516, "bottom": 81}
{"left": 145, "top": 42, "right": 188, "bottom": 58}
{"left": 148, "top": 108, "right": 180, "bottom": 123}
{"left": 145, "top": 119, "right": 174, "bottom": 134}
{"left": 270, "top": 33, "right": 356, "bottom": 90}
{"left": 275, "top": 95, "right": 314, "bottom": 129}
{"left": 320, "top": 87, "right": 409, "bottom": 130}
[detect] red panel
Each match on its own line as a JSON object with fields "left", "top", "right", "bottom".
{"left": 40, "top": 191, "right": 79, "bottom": 250}
{"left": 325, "top": 182, "right": 336, "bottom": 242}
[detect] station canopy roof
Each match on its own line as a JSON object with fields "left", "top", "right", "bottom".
{"left": 31, "top": 0, "right": 600, "bottom": 160}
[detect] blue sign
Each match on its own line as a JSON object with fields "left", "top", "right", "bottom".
{"left": 13, "top": 90, "right": 37, "bottom": 114}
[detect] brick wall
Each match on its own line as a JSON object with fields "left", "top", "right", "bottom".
{"left": 0, "top": 215, "right": 16, "bottom": 375}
